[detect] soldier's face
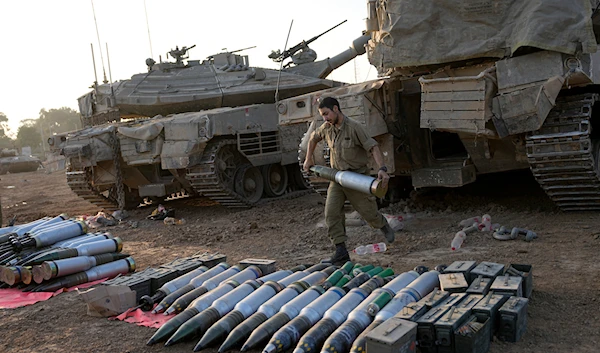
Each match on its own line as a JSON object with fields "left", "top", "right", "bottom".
{"left": 319, "top": 106, "right": 340, "bottom": 126}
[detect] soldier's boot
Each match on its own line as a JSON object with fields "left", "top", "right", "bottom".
{"left": 380, "top": 222, "right": 395, "bottom": 243}
{"left": 322, "top": 243, "right": 351, "bottom": 266}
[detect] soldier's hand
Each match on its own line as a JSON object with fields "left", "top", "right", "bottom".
{"left": 378, "top": 170, "right": 390, "bottom": 189}
{"left": 303, "top": 158, "right": 314, "bottom": 173}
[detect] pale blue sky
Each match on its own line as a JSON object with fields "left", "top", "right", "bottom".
{"left": 0, "top": 0, "right": 376, "bottom": 136}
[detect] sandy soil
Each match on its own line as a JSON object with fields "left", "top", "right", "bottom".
{"left": 0, "top": 168, "right": 599, "bottom": 353}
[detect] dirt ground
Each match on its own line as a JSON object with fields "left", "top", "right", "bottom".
{"left": 0, "top": 168, "right": 599, "bottom": 353}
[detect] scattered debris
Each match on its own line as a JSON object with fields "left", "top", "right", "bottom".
{"left": 86, "top": 211, "right": 118, "bottom": 228}
{"left": 163, "top": 217, "right": 185, "bottom": 225}
{"left": 147, "top": 204, "right": 175, "bottom": 221}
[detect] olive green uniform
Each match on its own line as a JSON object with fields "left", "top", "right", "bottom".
{"left": 312, "top": 117, "right": 387, "bottom": 245}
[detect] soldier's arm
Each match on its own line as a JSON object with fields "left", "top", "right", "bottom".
{"left": 370, "top": 145, "right": 390, "bottom": 188}
{"left": 303, "top": 131, "right": 323, "bottom": 172}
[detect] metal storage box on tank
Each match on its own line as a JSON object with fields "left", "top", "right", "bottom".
{"left": 395, "top": 302, "right": 428, "bottom": 322}
{"left": 418, "top": 66, "right": 496, "bottom": 135}
{"left": 469, "top": 262, "right": 504, "bottom": 283}
{"left": 439, "top": 273, "right": 469, "bottom": 293}
{"left": 455, "top": 295, "right": 483, "bottom": 311}
{"left": 434, "top": 307, "right": 472, "bottom": 353}
{"left": 454, "top": 316, "right": 491, "bottom": 353}
{"left": 239, "top": 258, "right": 276, "bottom": 275}
{"left": 419, "top": 288, "right": 450, "bottom": 309}
{"left": 472, "top": 293, "right": 509, "bottom": 340}
{"left": 443, "top": 261, "right": 477, "bottom": 284}
{"left": 416, "top": 306, "right": 450, "bottom": 353}
{"left": 507, "top": 263, "right": 533, "bottom": 298}
{"left": 466, "top": 275, "right": 492, "bottom": 295}
{"left": 366, "top": 318, "right": 418, "bottom": 353}
{"left": 490, "top": 275, "right": 523, "bottom": 298}
{"left": 497, "top": 296, "right": 529, "bottom": 342}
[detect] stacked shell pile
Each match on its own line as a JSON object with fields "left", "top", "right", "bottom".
{"left": 143, "top": 260, "right": 439, "bottom": 353}
{"left": 0, "top": 214, "right": 134, "bottom": 292}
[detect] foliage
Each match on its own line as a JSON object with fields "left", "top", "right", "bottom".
{"left": 39, "top": 107, "right": 81, "bottom": 135}
{"left": 16, "top": 125, "right": 41, "bottom": 149}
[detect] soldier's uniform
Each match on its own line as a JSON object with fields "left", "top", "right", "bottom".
{"left": 313, "top": 116, "right": 387, "bottom": 245}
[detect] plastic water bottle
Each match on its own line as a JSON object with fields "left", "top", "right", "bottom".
{"left": 353, "top": 242, "right": 387, "bottom": 255}
{"left": 459, "top": 216, "right": 480, "bottom": 227}
{"left": 451, "top": 231, "right": 466, "bottom": 251}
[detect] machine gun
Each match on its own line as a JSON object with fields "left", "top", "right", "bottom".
{"left": 207, "top": 46, "right": 257, "bottom": 60}
{"left": 168, "top": 44, "right": 196, "bottom": 65}
{"left": 269, "top": 20, "right": 347, "bottom": 63}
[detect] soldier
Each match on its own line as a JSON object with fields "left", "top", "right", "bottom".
{"left": 303, "top": 97, "right": 395, "bottom": 265}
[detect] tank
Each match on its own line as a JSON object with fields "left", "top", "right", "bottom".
{"left": 0, "top": 149, "right": 42, "bottom": 175}
{"left": 280, "top": 0, "right": 600, "bottom": 211}
{"left": 49, "top": 25, "right": 371, "bottom": 210}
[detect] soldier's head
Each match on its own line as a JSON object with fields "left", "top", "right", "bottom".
{"left": 318, "top": 97, "right": 342, "bottom": 126}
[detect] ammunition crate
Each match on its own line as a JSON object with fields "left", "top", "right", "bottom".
{"left": 417, "top": 306, "right": 451, "bottom": 353}
{"left": 506, "top": 264, "right": 533, "bottom": 298}
{"left": 490, "top": 275, "right": 523, "bottom": 298}
{"left": 472, "top": 293, "right": 509, "bottom": 339}
{"left": 454, "top": 316, "right": 491, "bottom": 353}
{"left": 439, "top": 273, "right": 469, "bottom": 293}
{"left": 434, "top": 307, "right": 472, "bottom": 353}
{"left": 147, "top": 267, "right": 181, "bottom": 294}
{"left": 497, "top": 296, "right": 529, "bottom": 342}
{"left": 456, "top": 295, "right": 483, "bottom": 311}
{"left": 469, "top": 262, "right": 504, "bottom": 283}
{"left": 366, "top": 318, "right": 418, "bottom": 353}
{"left": 466, "top": 276, "right": 492, "bottom": 296}
{"left": 102, "top": 270, "right": 153, "bottom": 302}
{"left": 419, "top": 289, "right": 450, "bottom": 309}
{"left": 395, "top": 302, "right": 428, "bottom": 322}
{"left": 443, "top": 261, "right": 477, "bottom": 284}
{"left": 239, "top": 258, "right": 276, "bottom": 275}
{"left": 437, "top": 293, "right": 468, "bottom": 308}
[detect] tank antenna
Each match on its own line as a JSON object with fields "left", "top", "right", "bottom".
{"left": 105, "top": 43, "right": 113, "bottom": 83}
{"left": 90, "top": 43, "right": 99, "bottom": 87}
{"left": 275, "top": 19, "right": 294, "bottom": 104}
{"left": 143, "top": 0, "right": 154, "bottom": 58}
{"left": 90, "top": 0, "right": 108, "bottom": 83}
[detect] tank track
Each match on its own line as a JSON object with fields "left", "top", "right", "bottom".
{"left": 526, "top": 93, "right": 600, "bottom": 211}
{"left": 66, "top": 169, "right": 119, "bottom": 211}
{"left": 186, "top": 140, "right": 311, "bottom": 209}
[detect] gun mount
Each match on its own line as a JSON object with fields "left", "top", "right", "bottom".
{"left": 168, "top": 45, "right": 196, "bottom": 66}
{"left": 269, "top": 20, "right": 347, "bottom": 66}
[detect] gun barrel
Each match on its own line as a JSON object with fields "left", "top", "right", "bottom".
{"left": 279, "top": 20, "right": 348, "bottom": 62}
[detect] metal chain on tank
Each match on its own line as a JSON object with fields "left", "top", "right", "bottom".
{"left": 108, "top": 130, "right": 126, "bottom": 210}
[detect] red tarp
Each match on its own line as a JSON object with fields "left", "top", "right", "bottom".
{"left": 112, "top": 305, "right": 174, "bottom": 328}
{"left": 0, "top": 279, "right": 106, "bottom": 309}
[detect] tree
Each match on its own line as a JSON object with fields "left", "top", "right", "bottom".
{"left": 0, "top": 112, "right": 15, "bottom": 150}
{"left": 39, "top": 107, "right": 81, "bottom": 136}
{"left": 0, "top": 112, "right": 7, "bottom": 137}
{"left": 17, "top": 125, "right": 41, "bottom": 149}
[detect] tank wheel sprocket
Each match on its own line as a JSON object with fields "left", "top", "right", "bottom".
{"left": 235, "top": 164, "right": 265, "bottom": 204}
{"left": 261, "top": 164, "right": 288, "bottom": 197}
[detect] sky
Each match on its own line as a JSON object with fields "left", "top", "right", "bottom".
{"left": 0, "top": 0, "right": 377, "bottom": 137}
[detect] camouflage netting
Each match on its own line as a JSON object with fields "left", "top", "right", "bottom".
{"left": 368, "top": 0, "right": 598, "bottom": 72}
